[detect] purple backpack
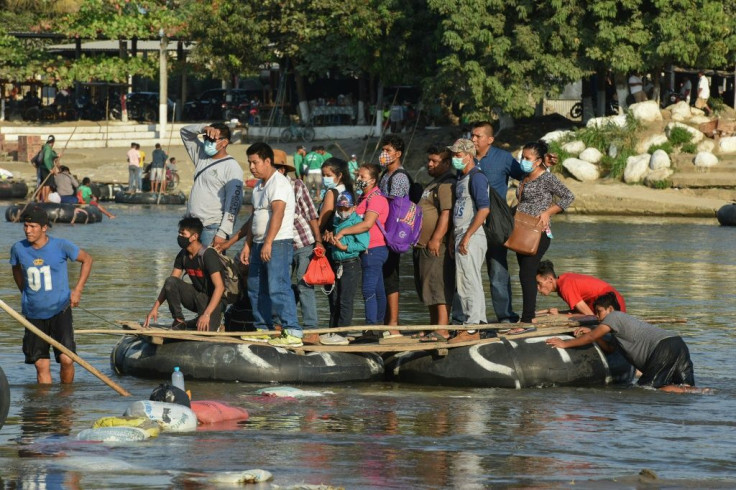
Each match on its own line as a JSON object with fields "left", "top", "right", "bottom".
{"left": 376, "top": 194, "right": 423, "bottom": 253}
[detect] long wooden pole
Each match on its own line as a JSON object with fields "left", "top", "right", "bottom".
{"left": 15, "top": 125, "right": 82, "bottom": 221}
{"left": 0, "top": 300, "right": 131, "bottom": 397}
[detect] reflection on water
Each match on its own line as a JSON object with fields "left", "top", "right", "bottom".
{"left": 0, "top": 209, "right": 736, "bottom": 486}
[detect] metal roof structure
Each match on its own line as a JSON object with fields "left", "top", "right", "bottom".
{"left": 47, "top": 39, "right": 193, "bottom": 54}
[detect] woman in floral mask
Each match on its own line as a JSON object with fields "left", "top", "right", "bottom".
{"left": 512, "top": 140, "right": 574, "bottom": 327}
{"left": 333, "top": 163, "right": 389, "bottom": 325}
{"left": 318, "top": 157, "right": 353, "bottom": 234}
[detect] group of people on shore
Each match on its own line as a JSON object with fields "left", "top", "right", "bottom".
{"left": 11, "top": 121, "right": 700, "bottom": 392}
{"left": 125, "top": 141, "right": 177, "bottom": 193}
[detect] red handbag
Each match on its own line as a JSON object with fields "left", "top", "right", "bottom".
{"left": 303, "top": 246, "right": 336, "bottom": 286}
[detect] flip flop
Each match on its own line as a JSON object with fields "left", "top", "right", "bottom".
{"left": 506, "top": 326, "right": 537, "bottom": 336}
{"left": 419, "top": 332, "right": 449, "bottom": 343}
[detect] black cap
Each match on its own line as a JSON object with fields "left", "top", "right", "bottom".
{"left": 21, "top": 205, "right": 51, "bottom": 227}
{"left": 47, "top": 135, "right": 55, "bottom": 143}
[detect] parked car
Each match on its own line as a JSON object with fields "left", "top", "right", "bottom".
{"left": 182, "top": 88, "right": 258, "bottom": 121}
{"left": 110, "top": 92, "right": 175, "bottom": 122}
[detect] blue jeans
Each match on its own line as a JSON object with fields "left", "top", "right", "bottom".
{"left": 486, "top": 244, "right": 519, "bottom": 323}
{"left": 199, "top": 223, "right": 220, "bottom": 248}
{"left": 361, "top": 246, "right": 388, "bottom": 325}
{"left": 128, "top": 166, "right": 138, "bottom": 191}
{"left": 292, "top": 243, "right": 318, "bottom": 329}
{"left": 247, "top": 240, "right": 301, "bottom": 336}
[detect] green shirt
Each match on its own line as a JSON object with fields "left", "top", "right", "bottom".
{"left": 322, "top": 152, "right": 333, "bottom": 160}
{"left": 42, "top": 144, "right": 57, "bottom": 171}
{"left": 78, "top": 184, "right": 93, "bottom": 204}
{"left": 305, "top": 151, "right": 324, "bottom": 172}
{"left": 294, "top": 153, "right": 306, "bottom": 178}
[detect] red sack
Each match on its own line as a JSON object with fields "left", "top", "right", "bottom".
{"left": 302, "top": 247, "right": 335, "bottom": 286}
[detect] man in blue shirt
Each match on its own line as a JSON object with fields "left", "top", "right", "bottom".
{"left": 471, "top": 121, "right": 523, "bottom": 323}
{"left": 10, "top": 206, "right": 93, "bottom": 384}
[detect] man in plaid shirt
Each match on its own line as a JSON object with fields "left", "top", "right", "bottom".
{"left": 272, "top": 150, "right": 323, "bottom": 334}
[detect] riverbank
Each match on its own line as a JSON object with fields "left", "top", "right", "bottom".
{"left": 1, "top": 120, "right": 734, "bottom": 217}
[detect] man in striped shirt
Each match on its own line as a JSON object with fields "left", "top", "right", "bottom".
{"left": 272, "top": 149, "right": 323, "bottom": 333}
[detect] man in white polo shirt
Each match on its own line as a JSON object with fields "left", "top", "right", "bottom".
{"left": 242, "top": 142, "right": 302, "bottom": 347}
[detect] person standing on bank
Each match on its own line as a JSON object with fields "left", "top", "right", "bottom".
{"left": 181, "top": 123, "right": 244, "bottom": 248}
{"left": 695, "top": 70, "right": 712, "bottom": 116}
{"left": 378, "top": 135, "right": 409, "bottom": 334}
{"left": 38, "top": 135, "right": 58, "bottom": 203}
{"left": 242, "top": 142, "right": 303, "bottom": 347}
{"left": 413, "top": 145, "right": 456, "bottom": 338}
{"left": 512, "top": 141, "right": 574, "bottom": 327}
{"left": 471, "top": 121, "right": 524, "bottom": 324}
{"left": 448, "top": 139, "right": 490, "bottom": 342}
{"left": 150, "top": 143, "right": 168, "bottom": 194}
{"left": 10, "top": 206, "right": 93, "bottom": 384}
{"left": 144, "top": 217, "right": 225, "bottom": 332}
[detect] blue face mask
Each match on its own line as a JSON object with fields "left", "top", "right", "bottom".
{"left": 203, "top": 140, "right": 218, "bottom": 157}
{"left": 451, "top": 157, "right": 465, "bottom": 170}
{"left": 322, "top": 176, "right": 336, "bottom": 189}
{"left": 520, "top": 159, "right": 536, "bottom": 173}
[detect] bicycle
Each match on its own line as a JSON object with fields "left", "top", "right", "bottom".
{"left": 279, "top": 122, "right": 315, "bottom": 143}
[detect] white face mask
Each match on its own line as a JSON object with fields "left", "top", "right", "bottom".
{"left": 338, "top": 210, "right": 352, "bottom": 220}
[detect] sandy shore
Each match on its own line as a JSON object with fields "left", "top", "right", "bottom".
{"left": 1, "top": 137, "right": 734, "bottom": 218}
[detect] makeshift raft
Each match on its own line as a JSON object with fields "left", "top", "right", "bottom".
{"left": 716, "top": 203, "right": 736, "bottom": 226}
{"left": 0, "top": 180, "right": 28, "bottom": 200}
{"left": 5, "top": 202, "right": 103, "bottom": 223}
{"left": 114, "top": 191, "right": 187, "bottom": 205}
{"left": 100, "top": 316, "right": 684, "bottom": 388}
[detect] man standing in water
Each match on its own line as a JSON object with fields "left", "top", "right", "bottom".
{"left": 10, "top": 206, "right": 93, "bottom": 384}
{"left": 181, "top": 123, "right": 244, "bottom": 247}
{"left": 547, "top": 292, "right": 703, "bottom": 393}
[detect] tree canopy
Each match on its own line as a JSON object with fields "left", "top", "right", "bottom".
{"left": 1, "top": 0, "right": 735, "bottom": 115}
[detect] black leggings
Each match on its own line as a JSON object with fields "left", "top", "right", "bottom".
{"left": 516, "top": 234, "right": 551, "bottom": 323}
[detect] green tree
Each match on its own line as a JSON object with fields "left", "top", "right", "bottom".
{"left": 427, "top": 0, "right": 586, "bottom": 120}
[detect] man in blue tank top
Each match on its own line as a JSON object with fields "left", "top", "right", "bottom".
{"left": 9, "top": 206, "right": 93, "bottom": 384}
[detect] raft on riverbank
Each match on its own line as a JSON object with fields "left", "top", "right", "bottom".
{"left": 0, "top": 180, "right": 28, "bottom": 200}
{"left": 114, "top": 191, "right": 187, "bottom": 205}
{"left": 716, "top": 203, "right": 736, "bottom": 226}
{"left": 5, "top": 202, "right": 103, "bottom": 224}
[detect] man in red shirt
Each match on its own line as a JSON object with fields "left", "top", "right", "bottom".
{"left": 535, "top": 260, "right": 626, "bottom": 316}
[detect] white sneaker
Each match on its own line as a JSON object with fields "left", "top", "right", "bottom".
{"left": 319, "top": 333, "right": 349, "bottom": 346}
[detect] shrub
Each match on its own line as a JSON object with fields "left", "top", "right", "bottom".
{"left": 648, "top": 142, "right": 674, "bottom": 154}
{"left": 668, "top": 127, "right": 693, "bottom": 146}
{"left": 648, "top": 179, "right": 672, "bottom": 189}
{"left": 547, "top": 140, "right": 572, "bottom": 175}
{"left": 600, "top": 148, "right": 636, "bottom": 179}
{"left": 710, "top": 97, "right": 726, "bottom": 114}
{"left": 681, "top": 142, "right": 698, "bottom": 154}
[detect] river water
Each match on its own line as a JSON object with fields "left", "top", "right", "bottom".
{"left": 0, "top": 205, "right": 735, "bottom": 488}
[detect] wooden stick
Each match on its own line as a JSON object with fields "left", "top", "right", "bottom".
{"left": 0, "top": 300, "right": 131, "bottom": 397}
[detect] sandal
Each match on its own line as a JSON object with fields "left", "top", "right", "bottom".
{"left": 419, "top": 332, "right": 449, "bottom": 343}
{"left": 506, "top": 326, "right": 537, "bottom": 336}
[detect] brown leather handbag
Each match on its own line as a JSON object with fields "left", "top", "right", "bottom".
{"left": 503, "top": 210, "right": 542, "bottom": 255}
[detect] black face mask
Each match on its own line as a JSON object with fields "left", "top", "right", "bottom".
{"left": 177, "top": 235, "right": 191, "bottom": 249}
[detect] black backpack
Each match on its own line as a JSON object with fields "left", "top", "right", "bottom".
{"left": 385, "top": 167, "right": 423, "bottom": 204}
{"left": 484, "top": 186, "right": 514, "bottom": 247}
{"left": 197, "top": 246, "right": 245, "bottom": 305}
{"left": 30, "top": 148, "right": 44, "bottom": 168}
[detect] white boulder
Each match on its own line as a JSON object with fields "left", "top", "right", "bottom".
{"left": 665, "top": 122, "right": 704, "bottom": 144}
{"left": 629, "top": 101, "right": 663, "bottom": 123}
{"left": 644, "top": 168, "right": 674, "bottom": 186}
{"left": 578, "top": 147, "right": 603, "bottom": 164}
{"left": 689, "top": 115, "right": 712, "bottom": 125}
{"left": 649, "top": 150, "right": 671, "bottom": 170}
{"left": 562, "top": 140, "right": 586, "bottom": 155}
{"left": 586, "top": 114, "right": 627, "bottom": 129}
{"left": 697, "top": 139, "right": 715, "bottom": 153}
{"left": 718, "top": 136, "right": 736, "bottom": 154}
{"left": 693, "top": 152, "right": 718, "bottom": 167}
{"left": 636, "top": 133, "right": 668, "bottom": 154}
{"left": 541, "top": 130, "right": 573, "bottom": 143}
{"left": 623, "top": 154, "right": 651, "bottom": 183}
{"left": 669, "top": 101, "right": 692, "bottom": 122}
{"left": 563, "top": 158, "right": 600, "bottom": 182}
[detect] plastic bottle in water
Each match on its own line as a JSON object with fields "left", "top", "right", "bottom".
{"left": 171, "top": 366, "right": 185, "bottom": 391}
